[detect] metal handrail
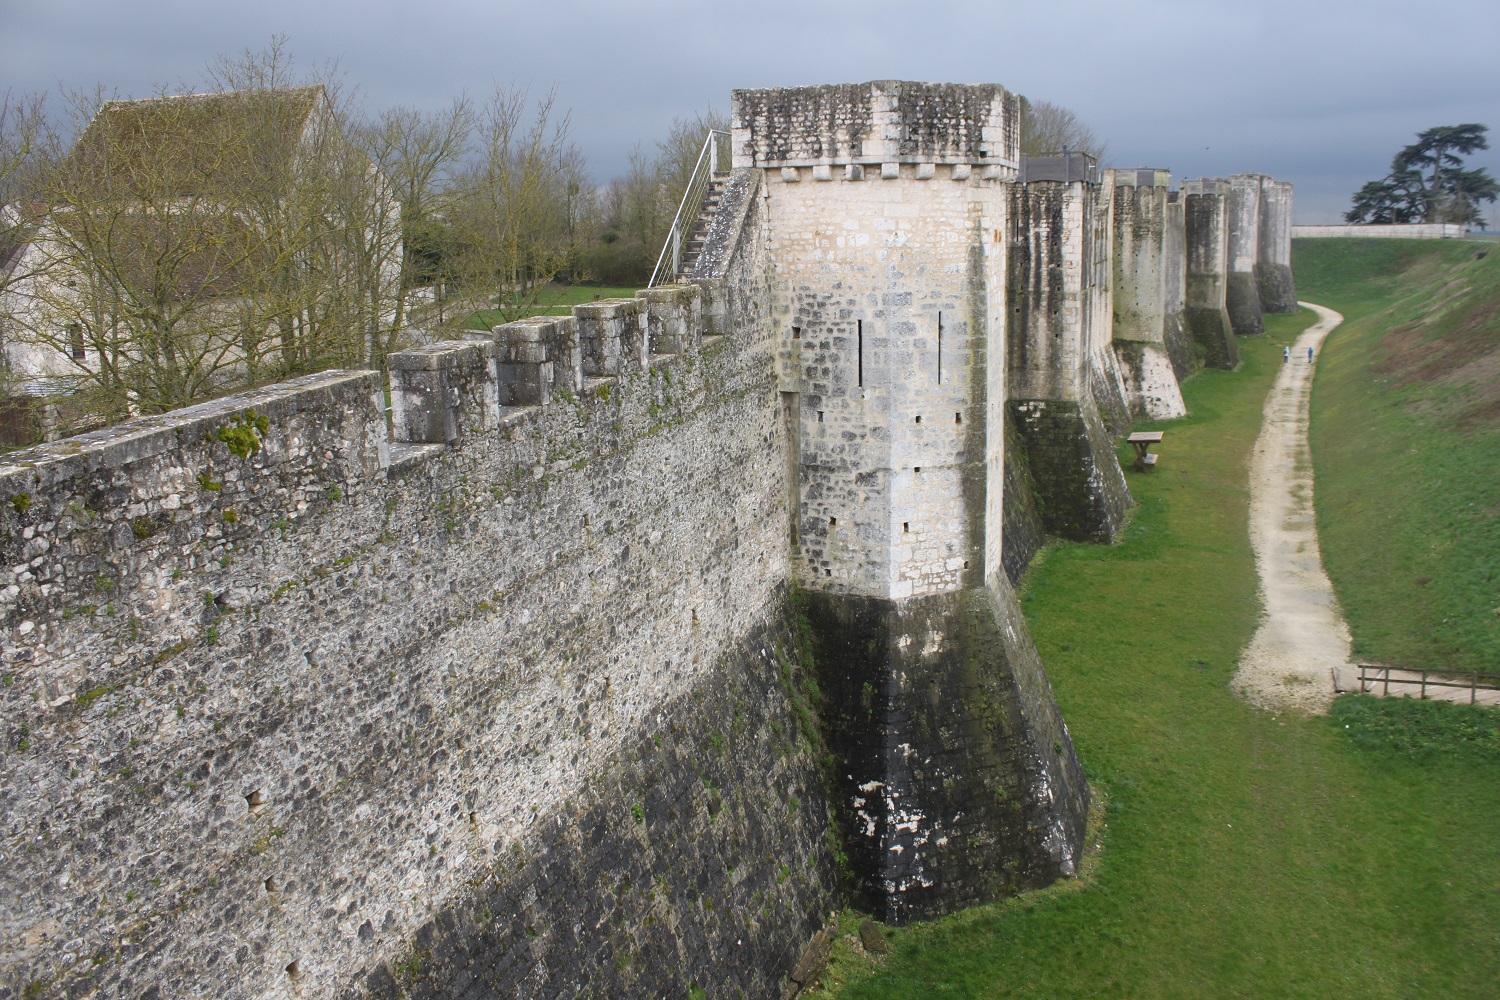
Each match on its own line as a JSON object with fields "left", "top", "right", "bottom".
{"left": 648, "top": 130, "right": 730, "bottom": 288}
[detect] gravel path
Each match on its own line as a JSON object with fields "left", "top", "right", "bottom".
{"left": 1233, "top": 302, "right": 1351, "bottom": 714}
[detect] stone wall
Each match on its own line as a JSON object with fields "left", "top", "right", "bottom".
{"left": 733, "top": 80, "right": 1019, "bottom": 172}
{"left": 742, "top": 81, "right": 1090, "bottom": 926}
{"left": 1181, "top": 182, "right": 1240, "bottom": 370}
{"left": 800, "top": 583, "right": 1088, "bottom": 925}
{"left": 1291, "top": 223, "right": 1467, "bottom": 239}
{"left": 0, "top": 216, "right": 838, "bottom": 997}
{"left": 1007, "top": 178, "right": 1131, "bottom": 544}
{"left": 1109, "top": 172, "right": 1188, "bottom": 419}
{"left": 1255, "top": 178, "right": 1297, "bottom": 312}
{"left": 1224, "top": 174, "right": 1265, "bottom": 334}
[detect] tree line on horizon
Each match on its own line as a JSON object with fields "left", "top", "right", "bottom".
{"left": 0, "top": 40, "right": 1105, "bottom": 436}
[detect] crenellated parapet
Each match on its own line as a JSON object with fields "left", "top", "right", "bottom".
{"left": 0, "top": 266, "right": 841, "bottom": 999}
{"left": 733, "top": 79, "right": 1020, "bottom": 177}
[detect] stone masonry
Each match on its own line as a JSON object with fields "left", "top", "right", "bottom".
{"left": 738, "top": 81, "right": 1091, "bottom": 923}
{"left": 2, "top": 78, "right": 1295, "bottom": 996}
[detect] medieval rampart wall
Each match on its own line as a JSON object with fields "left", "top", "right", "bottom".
{"left": 0, "top": 213, "right": 838, "bottom": 997}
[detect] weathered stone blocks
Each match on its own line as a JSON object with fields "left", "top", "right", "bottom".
{"left": 1225, "top": 173, "right": 1266, "bottom": 335}
{"left": 801, "top": 583, "right": 1089, "bottom": 924}
{"left": 1256, "top": 177, "right": 1297, "bottom": 313}
{"left": 389, "top": 339, "right": 499, "bottom": 444}
{"left": 635, "top": 283, "right": 703, "bottom": 356}
{"left": 573, "top": 296, "right": 645, "bottom": 377}
{"left": 491, "top": 315, "right": 582, "bottom": 406}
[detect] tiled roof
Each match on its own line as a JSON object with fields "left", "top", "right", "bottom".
{"left": 66, "top": 86, "right": 323, "bottom": 200}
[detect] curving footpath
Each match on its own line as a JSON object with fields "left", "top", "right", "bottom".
{"left": 1233, "top": 301, "right": 1352, "bottom": 714}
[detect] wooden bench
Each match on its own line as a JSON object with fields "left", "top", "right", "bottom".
{"left": 1140, "top": 453, "right": 1158, "bottom": 469}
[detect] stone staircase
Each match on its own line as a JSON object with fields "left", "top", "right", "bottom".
{"left": 677, "top": 173, "right": 729, "bottom": 281}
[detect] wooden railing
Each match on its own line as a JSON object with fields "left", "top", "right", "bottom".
{"left": 1357, "top": 664, "right": 1500, "bottom": 704}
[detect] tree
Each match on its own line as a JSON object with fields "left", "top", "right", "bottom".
{"left": 1, "top": 89, "right": 56, "bottom": 392}
{"left": 359, "top": 97, "right": 474, "bottom": 341}
{"left": 586, "top": 109, "right": 727, "bottom": 286}
{"left": 1346, "top": 124, "right": 1497, "bottom": 225}
{"left": 1018, "top": 97, "right": 1107, "bottom": 160}
{"left": 11, "top": 39, "right": 404, "bottom": 419}
{"left": 444, "top": 86, "right": 591, "bottom": 328}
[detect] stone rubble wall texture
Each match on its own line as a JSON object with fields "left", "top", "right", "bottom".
{"left": 2, "top": 76, "right": 1300, "bottom": 994}
{"left": 0, "top": 185, "right": 840, "bottom": 998}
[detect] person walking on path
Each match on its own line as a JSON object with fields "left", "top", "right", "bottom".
{"left": 1284, "top": 346, "right": 1290, "bottom": 362}
{"left": 1308, "top": 345, "right": 1314, "bottom": 363}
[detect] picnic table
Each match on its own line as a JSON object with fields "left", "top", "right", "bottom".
{"left": 1127, "top": 431, "right": 1163, "bottom": 471}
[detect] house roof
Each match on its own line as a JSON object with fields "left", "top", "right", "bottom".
{"left": 65, "top": 86, "right": 324, "bottom": 201}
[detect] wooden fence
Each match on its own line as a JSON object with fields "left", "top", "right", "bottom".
{"left": 1357, "top": 664, "right": 1500, "bottom": 704}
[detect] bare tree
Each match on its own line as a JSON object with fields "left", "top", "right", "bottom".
{"left": 360, "top": 97, "right": 473, "bottom": 341}
{"left": 12, "top": 38, "right": 404, "bottom": 419}
{"left": 1, "top": 90, "right": 56, "bottom": 391}
{"left": 1018, "top": 97, "right": 1108, "bottom": 160}
{"left": 587, "top": 109, "right": 727, "bottom": 286}
{"left": 445, "top": 86, "right": 590, "bottom": 327}
{"left": 22, "top": 85, "right": 284, "bottom": 416}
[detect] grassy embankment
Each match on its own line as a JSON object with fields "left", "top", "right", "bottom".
{"left": 810, "top": 271, "right": 1500, "bottom": 996}
{"left": 1298, "top": 238, "right": 1500, "bottom": 674}
{"left": 466, "top": 283, "right": 642, "bottom": 329}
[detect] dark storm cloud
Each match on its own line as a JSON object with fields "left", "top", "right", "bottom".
{"left": 4, "top": 0, "right": 1497, "bottom": 222}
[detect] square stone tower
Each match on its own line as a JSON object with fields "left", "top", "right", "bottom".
{"left": 733, "top": 81, "right": 1089, "bottom": 924}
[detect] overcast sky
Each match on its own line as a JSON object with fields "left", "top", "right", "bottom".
{"left": 4, "top": 0, "right": 1497, "bottom": 224}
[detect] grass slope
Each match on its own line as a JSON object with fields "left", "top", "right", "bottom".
{"left": 1297, "top": 238, "right": 1500, "bottom": 674}
{"left": 811, "top": 326, "right": 1500, "bottom": 999}
{"left": 466, "top": 283, "right": 642, "bottom": 329}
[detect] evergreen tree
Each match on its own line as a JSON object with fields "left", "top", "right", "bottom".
{"left": 1347, "top": 124, "right": 1497, "bottom": 224}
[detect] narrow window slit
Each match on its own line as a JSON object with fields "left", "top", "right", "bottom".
{"left": 829, "top": 517, "right": 837, "bottom": 526}
{"left": 915, "top": 415, "right": 922, "bottom": 424}
{"left": 791, "top": 325, "right": 802, "bottom": 340}
{"left": 936, "top": 312, "right": 943, "bottom": 384}
{"left": 903, "top": 522, "right": 910, "bottom": 533}
{"left": 955, "top": 412, "right": 962, "bottom": 424}
{"left": 817, "top": 411, "right": 824, "bottom": 423}
{"left": 856, "top": 319, "right": 863, "bottom": 387}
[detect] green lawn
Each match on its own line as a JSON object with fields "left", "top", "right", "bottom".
{"left": 465, "top": 284, "right": 643, "bottom": 330}
{"left": 812, "top": 319, "right": 1500, "bottom": 998}
{"left": 1299, "top": 238, "right": 1500, "bottom": 674}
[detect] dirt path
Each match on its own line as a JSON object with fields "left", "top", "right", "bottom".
{"left": 1233, "top": 302, "right": 1351, "bottom": 714}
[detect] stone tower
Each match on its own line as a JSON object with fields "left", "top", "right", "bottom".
{"left": 733, "top": 81, "right": 1089, "bottom": 923}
